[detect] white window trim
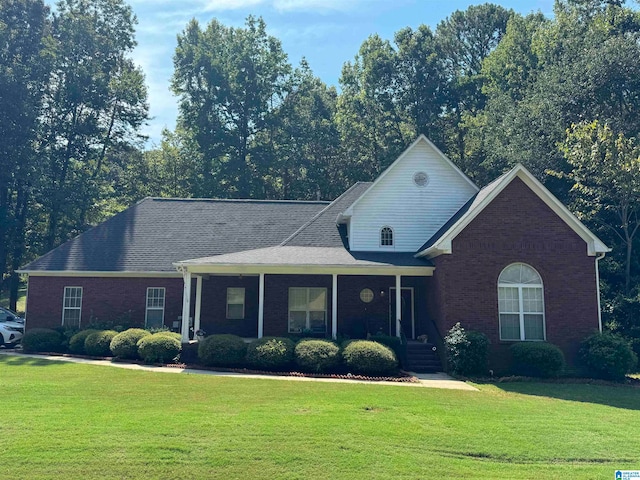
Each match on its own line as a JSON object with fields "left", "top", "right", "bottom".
{"left": 288, "top": 287, "right": 327, "bottom": 334}
{"left": 498, "top": 265, "right": 546, "bottom": 342}
{"left": 145, "top": 287, "right": 166, "bottom": 328}
{"left": 62, "top": 286, "right": 83, "bottom": 328}
{"left": 380, "top": 226, "right": 394, "bottom": 248}
{"left": 226, "top": 287, "right": 245, "bottom": 320}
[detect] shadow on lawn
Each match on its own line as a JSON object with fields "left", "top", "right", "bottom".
{"left": 0, "top": 354, "right": 59, "bottom": 368}
{"left": 492, "top": 381, "right": 640, "bottom": 411}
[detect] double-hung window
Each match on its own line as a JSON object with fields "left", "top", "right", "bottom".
{"left": 226, "top": 288, "right": 245, "bottom": 319}
{"left": 62, "top": 287, "right": 83, "bottom": 328}
{"left": 146, "top": 287, "right": 165, "bottom": 329}
{"left": 288, "top": 287, "right": 327, "bottom": 334}
{"left": 498, "top": 263, "right": 545, "bottom": 341}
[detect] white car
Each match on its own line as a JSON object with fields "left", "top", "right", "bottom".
{"left": 0, "top": 307, "right": 25, "bottom": 347}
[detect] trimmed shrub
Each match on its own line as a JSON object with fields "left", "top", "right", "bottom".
{"left": 84, "top": 330, "right": 118, "bottom": 357}
{"left": 246, "top": 337, "right": 295, "bottom": 370}
{"left": 510, "top": 342, "right": 565, "bottom": 378}
{"left": 294, "top": 339, "right": 340, "bottom": 373}
{"left": 198, "top": 334, "right": 247, "bottom": 367}
{"left": 342, "top": 340, "right": 398, "bottom": 376}
{"left": 68, "top": 329, "right": 99, "bottom": 355}
{"left": 579, "top": 332, "right": 638, "bottom": 381}
{"left": 22, "top": 328, "right": 64, "bottom": 353}
{"left": 444, "top": 323, "right": 490, "bottom": 376}
{"left": 137, "top": 333, "right": 181, "bottom": 364}
{"left": 151, "top": 331, "right": 182, "bottom": 342}
{"left": 110, "top": 328, "right": 151, "bottom": 359}
{"left": 369, "top": 334, "right": 405, "bottom": 368}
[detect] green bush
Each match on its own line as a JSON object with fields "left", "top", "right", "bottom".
{"left": 294, "top": 339, "right": 340, "bottom": 372}
{"left": 137, "top": 333, "right": 181, "bottom": 364}
{"left": 510, "top": 342, "right": 565, "bottom": 378}
{"left": 151, "top": 331, "right": 182, "bottom": 342}
{"left": 84, "top": 330, "right": 118, "bottom": 357}
{"left": 342, "top": 340, "right": 398, "bottom": 376}
{"left": 246, "top": 337, "right": 295, "bottom": 370}
{"left": 198, "top": 334, "right": 247, "bottom": 367}
{"left": 369, "top": 334, "right": 405, "bottom": 367}
{"left": 444, "top": 323, "right": 490, "bottom": 376}
{"left": 22, "top": 328, "right": 64, "bottom": 353}
{"left": 68, "top": 329, "right": 99, "bottom": 355}
{"left": 110, "top": 328, "right": 151, "bottom": 359}
{"left": 579, "top": 332, "right": 638, "bottom": 381}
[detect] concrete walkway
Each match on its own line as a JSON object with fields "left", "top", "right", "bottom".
{"left": 0, "top": 350, "right": 477, "bottom": 391}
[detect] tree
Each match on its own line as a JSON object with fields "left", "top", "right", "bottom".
{"left": 0, "top": 0, "right": 51, "bottom": 308}
{"left": 560, "top": 121, "right": 640, "bottom": 293}
{"left": 38, "top": 0, "right": 148, "bottom": 250}
{"left": 171, "top": 16, "right": 291, "bottom": 199}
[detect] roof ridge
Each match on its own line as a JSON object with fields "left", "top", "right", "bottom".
{"left": 280, "top": 183, "right": 370, "bottom": 246}
{"left": 148, "top": 197, "right": 330, "bottom": 205}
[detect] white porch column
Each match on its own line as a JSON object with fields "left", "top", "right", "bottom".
{"left": 180, "top": 269, "right": 192, "bottom": 343}
{"left": 258, "top": 273, "right": 265, "bottom": 338}
{"left": 332, "top": 274, "right": 338, "bottom": 340}
{"left": 395, "top": 274, "right": 402, "bottom": 338}
{"left": 193, "top": 275, "right": 203, "bottom": 341}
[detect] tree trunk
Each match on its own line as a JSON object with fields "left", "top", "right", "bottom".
{"left": 9, "top": 185, "right": 28, "bottom": 311}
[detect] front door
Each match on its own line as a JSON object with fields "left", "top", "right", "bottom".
{"left": 389, "top": 287, "right": 414, "bottom": 339}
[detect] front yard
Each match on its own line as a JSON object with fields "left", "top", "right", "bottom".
{"left": 1, "top": 354, "right": 639, "bottom": 479}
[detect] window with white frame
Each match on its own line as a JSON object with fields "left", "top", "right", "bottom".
{"left": 226, "top": 287, "right": 245, "bottom": 319}
{"left": 288, "top": 287, "right": 327, "bottom": 333}
{"left": 145, "top": 287, "right": 165, "bottom": 329}
{"left": 380, "top": 226, "right": 394, "bottom": 246}
{"left": 498, "top": 263, "right": 545, "bottom": 341}
{"left": 62, "top": 287, "right": 83, "bottom": 328}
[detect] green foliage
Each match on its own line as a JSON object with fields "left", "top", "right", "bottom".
{"left": 341, "top": 340, "right": 398, "bottom": 376}
{"left": 84, "top": 330, "right": 118, "bottom": 357}
{"left": 444, "top": 323, "right": 490, "bottom": 376}
{"left": 69, "top": 329, "right": 99, "bottom": 355}
{"left": 109, "top": 328, "right": 150, "bottom": 359}
{"left": 579, "top": 332, "right": 638, "bottom": 381}
{"left": 137, "top": 334, "right": 181, "bottom": 364}
{"left": 151, "top": 331, "right": 181, "bottom": 342}
{"left": 368, "top": 334, "right": 405, "bottom": 367}
{"left": 510, "top": 342, "right": 565, "bottom": 378}
{"left": 22, "top": 328, "right": 64, "bottom": 353}
{"left": 294, "top": 339, "right": 341, "bottom": 373}
{"left": 198, "top": 334, "right": 247, "bottom": 367}
{"left": 245, "top": 337, "right": 295, "bottom": 371}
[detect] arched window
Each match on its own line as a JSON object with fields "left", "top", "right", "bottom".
{"left": 498, "top": 263, "right": 545, "bottom": 341}
{"left": 380, "top": 226, "right": 393, "bottom": 247}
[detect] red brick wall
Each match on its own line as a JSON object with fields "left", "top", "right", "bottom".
{"left": 26, "top": 276, "right": 185, "bottom": 330}
{"left": 199, "top": 276, "right": 258, "bottom": 337}
{"left": 431, "top": 177, "right": 600, "bottom": 372}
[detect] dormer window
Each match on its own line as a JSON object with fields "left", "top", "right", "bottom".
{"left": 380, "top": 226, "right": 394, "bottom": 247}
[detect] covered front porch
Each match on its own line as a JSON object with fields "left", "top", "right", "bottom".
{"left": 173, "top": 246, "right": 435, "bottom": 343}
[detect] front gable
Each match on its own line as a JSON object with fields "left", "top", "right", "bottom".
{"left": 341, "top": 135, "right": 479, "bottom": 252}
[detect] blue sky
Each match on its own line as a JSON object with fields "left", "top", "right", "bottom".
{"left": 48, "top": 0, "right": 555, "bottom": 145}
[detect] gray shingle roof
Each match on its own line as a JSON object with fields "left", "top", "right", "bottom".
{"left": 20, "top": 198, "right": 329, "bottom": 272}
{"left": 282, "top": 182, "right": 372, "bottom": 247}
{"left": 179, "top": 246, "right": 433, "bottom": 268}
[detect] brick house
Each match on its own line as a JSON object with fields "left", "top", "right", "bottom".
{"left": 19, "top": 136, "right": 609, "bottom": 371}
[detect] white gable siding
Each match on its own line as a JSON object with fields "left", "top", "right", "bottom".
{"left": 349, "top": 140, "right": 477, "bottom": 252}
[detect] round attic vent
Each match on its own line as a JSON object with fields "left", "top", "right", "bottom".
{"left": 413, "top": 171, "right": 429, "bottom": 187}
{"left": 360, "top": 288, "right": 374, "bottom": 303}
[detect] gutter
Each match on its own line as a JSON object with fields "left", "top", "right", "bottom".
{"left": 595, "top": 252, "right": 606, "bottom": 333}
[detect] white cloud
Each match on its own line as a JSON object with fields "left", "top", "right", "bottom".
{"left": 201, "top": 0, "right": 264, "bottom": 11}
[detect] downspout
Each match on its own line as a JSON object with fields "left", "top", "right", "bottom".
{"left": 595, "top": 252, "right": 606, "bottom": 333}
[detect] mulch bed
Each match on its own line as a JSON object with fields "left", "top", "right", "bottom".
{"left": 13, "top": 350, "right": 420, "bottom": 383}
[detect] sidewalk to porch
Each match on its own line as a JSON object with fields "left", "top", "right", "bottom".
{"left": 0, "top": 350, "right": 477, "bottom": 391}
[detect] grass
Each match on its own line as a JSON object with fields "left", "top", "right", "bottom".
{"left": 1, "top": 355, "right": 639, "bottom": 479}
{"left": 0, "top": 283, "right": 26, "bottom": 314}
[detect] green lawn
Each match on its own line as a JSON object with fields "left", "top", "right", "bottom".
{"left": 0, "top": 283, "right": 26, "bottom": 314}
{"left": 1, "top": 355, "right": 639, "bottom": 479}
